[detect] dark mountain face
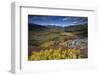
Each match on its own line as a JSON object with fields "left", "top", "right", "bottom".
{"left": 64, "top": 23, "right": 88, "bottom": 38}
{"left": 28, "top": 23, "right": 48, "bottom": 31}
{"left": 64, "top": 23, "right": 88, "bottom": 32}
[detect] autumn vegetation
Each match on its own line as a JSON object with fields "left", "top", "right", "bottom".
{"left": 28, "top": 23, "right": 88, "bottom": 61}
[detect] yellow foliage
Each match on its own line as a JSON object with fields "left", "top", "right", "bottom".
{"left": 28, "top": 48, "right": 82, "bottom": 61}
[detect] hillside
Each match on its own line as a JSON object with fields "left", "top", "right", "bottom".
{"left": 28, "top": 23, "right": 48, "bottom": 31}
{"left": 28, "top": 23, "right": 88, "bottom": 59}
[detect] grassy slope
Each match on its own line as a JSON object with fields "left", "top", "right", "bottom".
{"left": 28, "top": 24, "right": 88, "bottom": 60}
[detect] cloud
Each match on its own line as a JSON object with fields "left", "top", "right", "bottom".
{"left": 72, "top": 21, "right": 78, "bottom": 24}
{"left": 49, "top": 23, "right": 61, "bottom": 26}
{"left": 62, "top": 17, "right": 69, "bottom": 21}
{"left": 62, "top": 17, "right": 79, "bottom": 21}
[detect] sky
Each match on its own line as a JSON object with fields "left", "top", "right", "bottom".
{"left": 28, "top": 15, "right": 88, "bottom": 27}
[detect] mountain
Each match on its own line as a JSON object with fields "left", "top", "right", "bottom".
{"left": 64, "top": 23, "right": 87, "bottom": 32}
{"left": 28, "top": 23, "right": 48, "bottom": 31}
{"left": 64, "top": 23, "right": 88, "bottom": 37}
{"left": 28, "top": 23, "right": 88, "bottom": 38}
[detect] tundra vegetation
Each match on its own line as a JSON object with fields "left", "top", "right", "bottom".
{"left": 28, "top": 16, "right": 88, "bottom": 61}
